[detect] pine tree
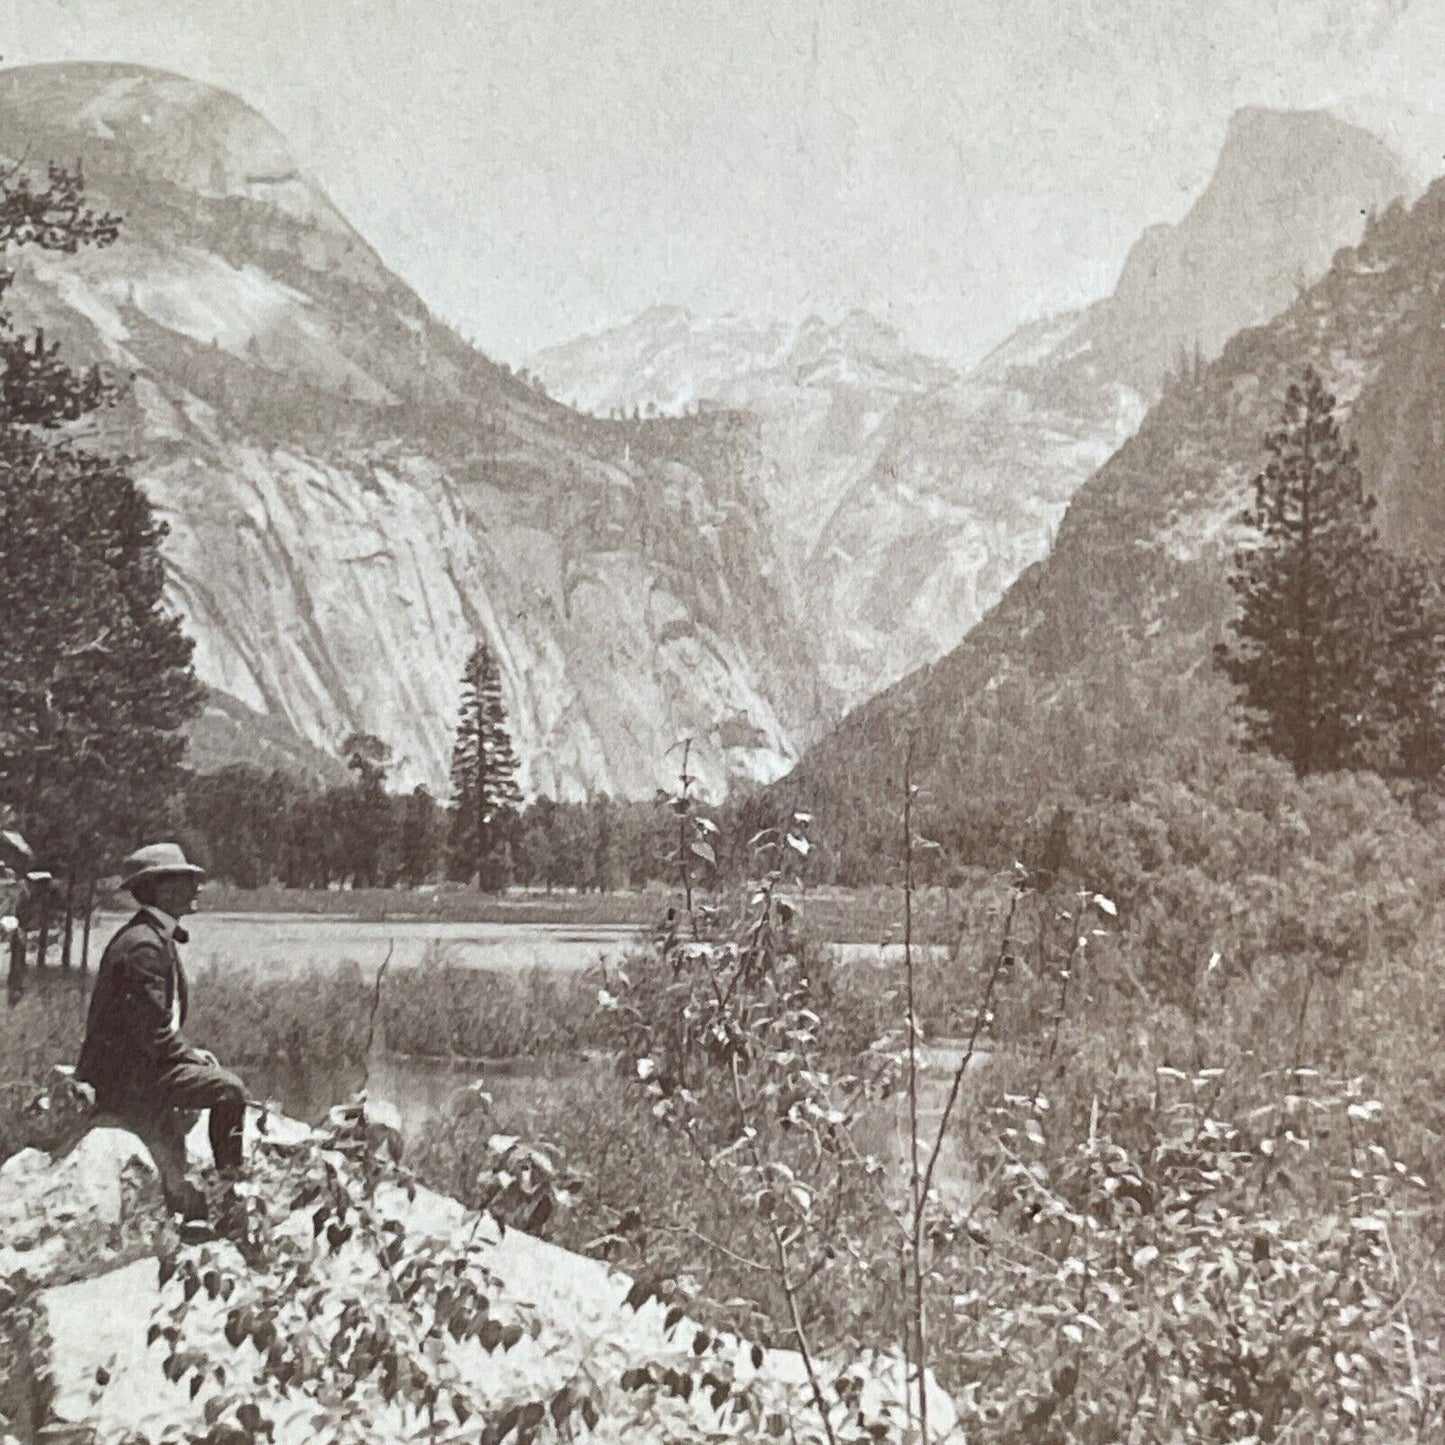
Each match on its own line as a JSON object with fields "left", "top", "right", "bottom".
{"left": 1215, "top": 368, "right": 1385, "bottom": 776}
{"left": 1374, "top": 553, "right": 1445, "bottom": 785}
{"left": 399, "top": 785, "right": 441, "bottom": 887}
{"left": 0, "top": 164, "right": 201, "bottom": 895}
{"left": 342, "top": 732, "right": 393, "bottom": 886}
{"left": 447, "top": 642, "right": 522, "bottom": 889}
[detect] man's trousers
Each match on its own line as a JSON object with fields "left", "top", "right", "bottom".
{"left": 96, "top": 1058, "right": 246, "bottom": 1206}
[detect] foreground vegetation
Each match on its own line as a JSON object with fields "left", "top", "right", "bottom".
{"left": 11, "top": 350, "right": 1445, "bottom": 1432}
{"left": 7, "top": 742, "right": 1445, "bottom": 1440}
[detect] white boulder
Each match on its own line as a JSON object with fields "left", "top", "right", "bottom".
{"left": 6, "top": 1107, "right": 961, "bottom": 1442}
{"left": 0, "top": 1128, "right": 163, "bottom": 1290}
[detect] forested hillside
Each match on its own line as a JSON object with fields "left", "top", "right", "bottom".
{"left": 776, "top": 180, "right": 1445, "bottom": 878}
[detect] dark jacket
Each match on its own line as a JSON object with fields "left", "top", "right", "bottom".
{"left": 77, "top": 909, "right": 198, "bottom": 1099}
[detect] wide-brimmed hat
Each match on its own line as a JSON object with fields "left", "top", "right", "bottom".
{"left": 121, "top": 842, "right": 206, "bottom": 893}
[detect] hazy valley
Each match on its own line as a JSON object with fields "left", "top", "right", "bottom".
{"left": 0, "top": 68, "right": 1409, "bottom": 799}
{"left": 534, "top": 106, "right": 1407, "bottom": 715}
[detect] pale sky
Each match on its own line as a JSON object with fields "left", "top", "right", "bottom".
{"left": 4, "top": 0, "right": 1444, "bottom": 366}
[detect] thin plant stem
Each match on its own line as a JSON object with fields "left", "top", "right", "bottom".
{"left": 728, "top": 1054, "right": 837, "bottom": 1445}
{"left": 901, "top": 737, "right": 929, "bottom": 1444}
{"left": 918, "top": 885, "right": 1021, "bottom": 1217}
{"left": 359, "top": 940, "right": 395, "bottom": 1096}
{"left": 1045, "top": 894, "right": 1086, "bottom": 1065}
{"left": 674, "top": 738, "right": 697, "bottom": 935}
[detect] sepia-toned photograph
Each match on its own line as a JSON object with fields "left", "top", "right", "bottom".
{"left": 2, "top": 1, "right": 1443, "bottom": 1439}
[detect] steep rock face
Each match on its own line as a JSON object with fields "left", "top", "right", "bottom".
{"left": 0, "top": 63, "right": 819, "bottom": 798}
{"left": 532, "top": 306, "right": 957, "bottom": 575}
{"left": 803, "top": 334, "right": 1143, "bottom": 703}
{"left": 782, "top": 179, "right": 1445, "bottom": 818}
{"left": 533, "top": 303, "right": 1138, "bottom": 705}
{"left": 1094, "top": 107, "right": 1409, "bottom": 390}
{"left": 815, "top": 108, "right": 1407, "bottom": 698}
{"left": 533, "top": 109, "right": 1406, "bottom": 710}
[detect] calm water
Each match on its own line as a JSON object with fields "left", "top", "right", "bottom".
{"left": 246, "top": 1044, "right": 978, "bottom": 1202}
{"left": 91, "top": 913, "right": 950, "bottom": 979}
{"left": 83, "top": 911, "right": 974, "bottom": 1194}
{"left": 94, "top": 911, "right": 641, "bottom": 978}
{"left": 246, "top": 1052, "right": 585, "bottom": 1142}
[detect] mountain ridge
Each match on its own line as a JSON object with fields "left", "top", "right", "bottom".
{"left": 532, "top": 106, "right": 1406, "bottom": 711}
{"left": 777, "top": 173, "right": 1445, "bottom": 863}
{"left": 0, "top": 65, "right": 1413, "bottom": 801}
{"left": 0, "top": 62, "right": 821, "bottom": 800}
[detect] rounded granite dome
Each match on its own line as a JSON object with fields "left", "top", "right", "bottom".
{"left": 0, "top": 62, "right": 350, "bottom": 234}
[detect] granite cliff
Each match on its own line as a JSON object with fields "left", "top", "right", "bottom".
{"left": 0, "top": 63, "right": 821, "bottom": 799}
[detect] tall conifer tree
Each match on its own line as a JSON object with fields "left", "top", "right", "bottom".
{"left": 1215, "top": 368, "right": 1384, "bottom": 776}
{"left": 0, "top": 164, "right": 201, "bottom": 896}
{"left": 447, "top": 642, "right": 522, "bottom": 889}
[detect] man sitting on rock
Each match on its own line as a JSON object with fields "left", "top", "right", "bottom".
{"left": 76, "top": 843, "right": 246, "bottom": 1217}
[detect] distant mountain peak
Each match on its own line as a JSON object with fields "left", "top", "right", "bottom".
{"left": 530, "top": 303, "right": 952, "bottom": 420}
{"left": 1221, "top": 103, "right": 1368, "bottom": 146}
{"left": 1088, "top": 104, "right": 1407, "bottom": 390}
{"left": 1206, "top": 105, "right": 1405, "bottom": 204}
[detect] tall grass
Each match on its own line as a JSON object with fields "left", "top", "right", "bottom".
{"left": 0, "top": 969, "right": 91, "bottom": 1156}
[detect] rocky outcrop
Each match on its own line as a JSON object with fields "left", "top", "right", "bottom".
{"left": 1092, "top": 107, "right": 1409, "bottom": 390}
{"left": 0, "top": 1129, "right": 163, "bottom": 1291}
{"left": 1, "top": 1108, "right": 960, "bottom": 1443}
{"left": 0, "top": 1127, "right": 168, "bottom": 1445}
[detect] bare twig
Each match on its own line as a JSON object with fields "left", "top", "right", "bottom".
{"left": 359, "top": 940, "right": 395, "bottom": 1095}
{"left": 659, "top": 1221, "right": 772, "bottom": 1275}
{"left": 918, "top": 884, "right": 1021, "bottom": 1217}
